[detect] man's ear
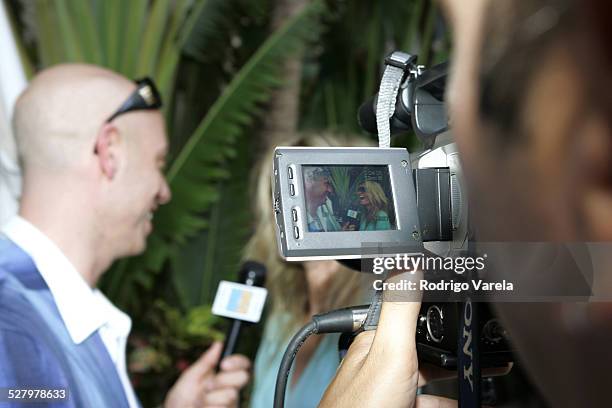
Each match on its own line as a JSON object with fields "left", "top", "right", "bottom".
{"left": 576, "top": 113, "right": 612, "bottom": 240}
{"left": 94, "top": 123, "right": 121, "bottom": 179}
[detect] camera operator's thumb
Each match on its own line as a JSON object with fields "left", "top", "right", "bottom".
{"left": 370, "top": 270, "right": 423, "bottom": 379}
{"left": 320, "top": 271, "right": 422, "bottom": 408}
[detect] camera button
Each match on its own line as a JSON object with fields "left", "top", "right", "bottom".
{"left": 288, "top": 167, "right": 294, "bottom": 179}
{"left": 293, "top": 226, "right": 300, "bottom": 239}
{"left": 289, "top": 184, "right": 295, "bottom": 196}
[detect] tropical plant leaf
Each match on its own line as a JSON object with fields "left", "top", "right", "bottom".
{"left": 181, "top": 0, "right": 231, "bottom": 64}
{"left": 101, "top": 0, "right": 123, "bottom": 70}
{"left": 29, "top": 0, "right": 201, "bottom": 92}
{"left": 52, "top": 1, "right": 80, "bottom": 60}
{"left": 135, "top": 0, "right": 171, "bottom": 77}
{"left": 161, "top": 0, "right": 323, "bottom": 243}
{"left": 65, "top": 0, "right": 103, "bottom": 64}
{"left": 103, "top": 0, "right": 325, "bottom": 310}
{"left": 171, "top": 136, "right": 253, "bottom": 308}
{"left": 33, "top": 1, "right": 66, "bottom": 66}
{"left": 155, "top": 0, "right": 199, "bottom": 102}
{"left": 119, "top": 0, "right": 149, "bottom": 77}
{"left": 3, "top": 1, "right": 35, "bottom": 78}
{"left": 299, "top": 0, "right": 428, "bottom": 133}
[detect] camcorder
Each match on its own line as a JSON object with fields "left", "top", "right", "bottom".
{"left": 272, "top": 52, "right": 512, "bottom": 407}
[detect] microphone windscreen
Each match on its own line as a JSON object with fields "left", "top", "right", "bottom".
{"left": 238, "top": 261, "right": 267, "bottom": 286}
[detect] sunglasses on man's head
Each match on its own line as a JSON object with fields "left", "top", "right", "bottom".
{"left": 105, "top": 77, "right": 162, "bottom": 123}
{"left": 94, "top": 78, "right": 162, "bottom": 154}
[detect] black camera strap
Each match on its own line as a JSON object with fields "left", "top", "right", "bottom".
{"left": 458, "top": 297, "right": 481, "bottom": 407}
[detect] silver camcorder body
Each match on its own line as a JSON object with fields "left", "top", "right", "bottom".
{"left": 272, "top": 147, "right": 423, "bottom": 261}
{"left": 272, "top": 139, "right": 468, "bottom": 261}
{"left": 272, "top": 52, "right": 468, "bottom": 261}
{"left": 270, "top": 53, "right": 513, "bottom": 398}
{"left": 413, "top": 133, "right": 469, "bottom": 258}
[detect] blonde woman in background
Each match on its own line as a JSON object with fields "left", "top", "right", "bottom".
{"left": 356, "top": 180, "right": 392, "bottom": 231}
{"left": 245, "top": 132, "right": 372, "bottom": 408}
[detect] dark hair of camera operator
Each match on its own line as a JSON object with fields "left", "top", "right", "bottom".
{"left": 318, "top": 0, "right": 612, "bottom": 407}
{"left": 243, "top": 132, "right": 373, "bottom": 408}
{"left": 453, "top": 0, "right": 612, "bottom": 407}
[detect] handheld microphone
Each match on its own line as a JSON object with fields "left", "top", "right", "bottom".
{"left": 344, "top": 207, "right": 360, "bottom": 230}
{"left": 212, "top": 261, "right": 267, "bottom": 371}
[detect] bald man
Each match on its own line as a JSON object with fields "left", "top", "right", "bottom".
{"left": 0, "top": 64, "right": 250, "bottom": 408}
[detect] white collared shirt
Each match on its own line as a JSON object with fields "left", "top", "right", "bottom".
{"left": 1, "top": 216, "right": 139, "bottom": 408}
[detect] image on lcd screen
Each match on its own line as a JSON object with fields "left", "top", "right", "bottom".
{"left": 302, "top": 165, "right": 396, "bottom": 232}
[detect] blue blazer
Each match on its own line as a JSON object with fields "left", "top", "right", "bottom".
{"left": 0, "top": 238, "right": 132, "bottom": 407}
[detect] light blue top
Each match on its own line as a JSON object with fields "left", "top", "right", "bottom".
{"left": 359, "top": 210, "right": 391, "bottom": 231}
{"left": 249, "top": 313, "right": 340, "bottom": 408}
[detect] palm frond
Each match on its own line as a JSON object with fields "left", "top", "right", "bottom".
{"left": 181, "top": 0, "right": 231, "bottom": 64}
{"left": 171, "top": 137, "right": 253, "bottom": 308}
{"left": 100, "top": 0, "right": 124, "bottom": 70}
{"left": 135, "top": 0, "right": 171, "bottom": 77}
{"left": 155, "top": 0, "right": 200, "bottom": 101}
{"left": 33, "top": 1, "right": 66, "bottom": 65}
{"left": 162, "top": 0, "right": 323, "bottom": 241}
{"left": 3, "top": 1, "right": 35, "bottom": 78}
{"left": 119, "top": 0, "right": 148, "bottom": 77}
{"left": 65, "top": 0, "right": 103, "bottom": 64}
{"left": 104, "top": 0, "right": 325, "bottom": 310}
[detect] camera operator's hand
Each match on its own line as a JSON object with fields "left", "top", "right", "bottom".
{"left": 319, "top": 272, "right": 457, "bottom": 408}
{"left": 164, "top": 341, "right": 251, "bottom": 408}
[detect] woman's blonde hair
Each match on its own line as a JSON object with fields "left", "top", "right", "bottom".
{"left": 243, "top": 131, "right": 371, "bottom": 338}
{"left": 360, "top": 180, "right": 389, "bottom": 222}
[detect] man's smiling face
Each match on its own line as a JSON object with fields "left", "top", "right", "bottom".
{"left": 107, "top": 109, "right": 171, "bottom": 256}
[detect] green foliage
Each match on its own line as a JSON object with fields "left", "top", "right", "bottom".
{"left": 9, "top": 0, "right": 325, "bottom": 401}
{"left": 6, "top": 0, "right": 449, "bottom": 403}
{"left": 329, "top": 166, "right": 364, "bottom": 214}
{"left": 128, "top": 300, "right": 223, "bottom": 406}
{"left": 29, "top": 0, "right": 192, "bottom": 99}
{"left": 148, "top": 300, "right": 223, "bottom": 353}
{"left": 104, "top": 0, "right": 326, "bottom": 313}
{"left": 299, "top": 0, "right": 448, "bottom": 137}
{"left": 181, "top": 0, "right": 235, "bottom": 64}
{"left": 171, "top": 137, "right": 254, "bottom": 308}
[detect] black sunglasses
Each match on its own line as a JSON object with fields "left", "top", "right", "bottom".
{"left": 105, "top": 77, "right": 162, "bottom": 123}
{"left": 357, "top": 186, "right": 366, "bottom": 193}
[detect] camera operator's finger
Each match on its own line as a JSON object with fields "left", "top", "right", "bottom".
{"left": 321, "top": 271, "right": 424, "bottom": 408}
{"left": 383, "top": 268, "right": 424, "bottom": 303}
{"left": 374, "top": 270, "right": 423, "bottom": 349}
{"left": 415, "top": 394, "right": 458, "bottom": 407}
{"left": 358, "top": 270, "right": 423, "bottom": 395}
{"left": 320, "top": 337, "right": 369, "bottom": 408}
{"left": 367, "top": 300, "right": 421, "bottom": 378}
{"left": 337, "top": 330, "right": 375, "bottom": 372}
